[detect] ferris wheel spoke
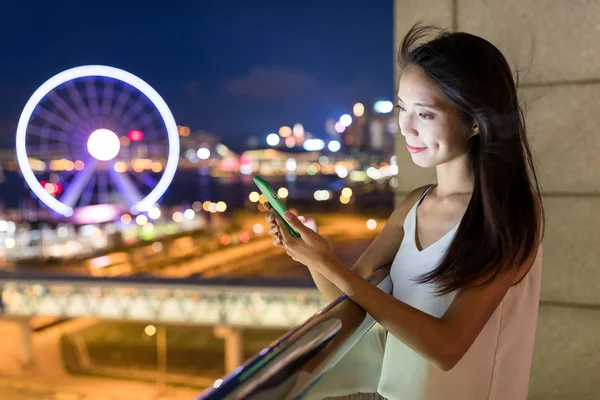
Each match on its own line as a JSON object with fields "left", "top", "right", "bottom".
{"left": 78, "top": 174, "right": 97, "bottom": 208}
{"left": 111, "top": 85, "right": 132, "bottom": 121}
{"left": 27, "top": 125, "right": 73, "bottom": 143}
{"left": 120, "top": 100, "right": 145, "bottom": 127}
{"left": 98, "top": 170, "right": 109, "bottom": 204}
{"left": 85, "top": 78, "right": 101, "bottom": 115}
{"left": 107, "top": 164, "right": 144, "bottom": 207}
{"left": 66, "top": 81, "right": 90, "bottom": 118}
{"left": 100, "top": 79, "right": 114, "bottom": 115}
{"left": 34, "top": 106, "right": 74, "bottom": 133}
{"left": 47, "top": 91, "right": 80, "bottom": 124}
{"left": 61, "top": 158, "right": 98, "bottom": 208}
{"left": 130, "top": 170, "right": 158, "bottom": 189}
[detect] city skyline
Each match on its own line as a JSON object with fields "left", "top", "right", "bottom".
{"left": 0, "top": 0, "right": 394, "bottom": 150}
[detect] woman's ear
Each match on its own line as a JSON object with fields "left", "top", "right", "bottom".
{"left": 469, "top": 122, "right": 479, "bottom": 138}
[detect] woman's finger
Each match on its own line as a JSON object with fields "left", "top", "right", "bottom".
{"left": 268, "top": 225, "right": 279, "bottom": 235}
{"left": 266, "top": 212, "right": 275, "bottom": 223}
{"left": 274, "top": 212, "right": 294, "bottom": 243}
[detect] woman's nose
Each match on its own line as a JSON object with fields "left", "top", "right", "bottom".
{"left": 399, "top": 114, "right": 417, "bottom": 137}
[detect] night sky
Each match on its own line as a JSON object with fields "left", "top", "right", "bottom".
{"left": 0, "top": 0, "right": 394, "bottom": 149}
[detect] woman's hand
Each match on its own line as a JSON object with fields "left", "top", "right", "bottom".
{"left": 264, "top": 203, "right": 336, "bottom": 270}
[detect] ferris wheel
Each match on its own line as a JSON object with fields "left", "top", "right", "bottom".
{"left": 15, "top": 65, "right": 180, "bottom": 217}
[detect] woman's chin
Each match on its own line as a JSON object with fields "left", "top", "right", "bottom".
{"left": 410, "top": 154, "right": 435, "bottom": 168}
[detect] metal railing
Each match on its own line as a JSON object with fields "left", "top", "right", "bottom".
{"left": 0, "top": 271, "right": 326, "bottom": 328}
{"left": 195, "top": 267, "right": 392, "bottom": 400}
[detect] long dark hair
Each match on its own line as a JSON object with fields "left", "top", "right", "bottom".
{"left": 399, "top": 24, "right": 544, "bottom": 295}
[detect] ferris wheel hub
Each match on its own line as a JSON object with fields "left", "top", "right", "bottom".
{"left": 87, "top": 129, "right": 120, "bottom": 161}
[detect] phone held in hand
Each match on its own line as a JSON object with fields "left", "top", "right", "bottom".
{"left": 253, "top": 176, "right": 301, "bottom": 238}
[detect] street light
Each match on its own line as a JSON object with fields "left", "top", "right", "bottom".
{"left": 340, "top": 114, "right": 352, "bottom": 127}
{"left": 374, "top": 100, "right": 393, "bottom": 113}
{"left": 266, "top": 133, "right": 280, "bottom": 146}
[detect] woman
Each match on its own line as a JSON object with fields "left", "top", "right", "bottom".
{"left": 265, "top": 24, "right": 544, "bottom": 400}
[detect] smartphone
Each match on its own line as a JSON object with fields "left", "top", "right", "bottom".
{"left": 253, "top": 175, "right": 301, "bottom": 238}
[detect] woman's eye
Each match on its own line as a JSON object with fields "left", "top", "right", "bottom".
{"left": 419, "top": 113, "right": 434, "bottom": 120}
{"left": 396, "top": 105, "right": 406, "bottom": 112}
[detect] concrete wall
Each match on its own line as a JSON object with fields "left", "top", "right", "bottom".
{"left": 393, "top": 1, "right": 600, "bottom": 398}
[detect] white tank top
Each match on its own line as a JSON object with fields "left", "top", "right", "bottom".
{"left": 377, "top": 185, "right": 543, "bottom": 400}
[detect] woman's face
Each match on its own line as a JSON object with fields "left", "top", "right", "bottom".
{"left": 397, "top": 64, "right": 473, "bottom": 168}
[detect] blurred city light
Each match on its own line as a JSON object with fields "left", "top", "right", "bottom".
{"left": 144, "top": 325, "right": 157, "bottom": 336}
{"left": 216, "top": 143, "right": 229, "bottom": 157}
{"left": 366, "top": 219, "right": 377, "bottom": 230}
{"left": 340, "top": 114, "right": 352, "bottom": 127}
{"left": 192, "top": 201, "right": 202, "bottom": 211}
{"left": 374, "top": 100, "right": 393, "bottom": 113}
{"left": 197, "top": 148, "right": 211, "bottom": 160}
{"left": 266, "top": 133, "right": 280, "bottom": 146}
{"left": 253, "top": 223, "right": 265, "bottom": 235}
{"left": 208, "top": 203, "right": 217, "bottom": 213}
{"left": 303, "top": 139, "right": 325, "bottom": 151}
{"left": 216, "top": 201, "right": 227, "bottom": 212}
{"left": 342, "top": 187, "right": 353, "bottom": 197}
{"left": 286, "top": 158, "right": 297, "bottom": 172}
{"left": 135, "top": 215, "right": 148, "bottom": 225}
{"left": 293, "top": 123, "right": 305, "bottom": 137}
{"left": 5, "top": 238, "right": 16, "bottom": 249}
{"left": 184, "top": 209, "right": 195, "bottom": 219}
{"left": 151, "top": 162, "right": 163, "bottom": 173}
{"left": 239, "top": 232, "right": 250, "bottom": 243}
{"left": 328, "top": 140, "right": 341, "bottom": 152}
{"left": 314, "top": 190, "right": 331, "bottom": 201}
{"left": 114, "top": 161, "right": 128, "bottom": 173}
{"left": 353, "top": 102, "right": 365, "bottom": 117}
{"left": 128, "top": 130, "right": 144, "bottom": 141}
{"left": 152, "top": 242, "right": 163, "bottom": 252}
{"left": 143, "top": 222, "right": 154, "bottom": 233}
{"left": 277, "top": 187, "right": 289, "bottom": 199}
{"left": 120, "top": 214, "right": 132, "bottom": 225}
{"left": 335, "top": 164, "right": 348, "bottom": 178}
{"left": 334, "top": 121, "right": 345, "bottom": 133}
{"left": 249, "top": 191, "right": 260, "bottom": 203}
{"left": 148, "top": 207, "right": 161, "bottom": 220}
{"left": 285, "top": 137, "right": 296, "bottom": 148}
{"left": 203, "top": 201, "right": 212, "bottom": 211}
{"left": 340, "top": 195, "right": 350, "bottom": 204}
{"left": 278, "top": 126, "right": 292, "bottom": 137}
{"left": 172, "top": 211, "right": 183, "bottom": 222}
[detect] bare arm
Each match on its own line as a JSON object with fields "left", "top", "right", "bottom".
{"left": 309, "top": 198, "right": 543, "bottom": 371}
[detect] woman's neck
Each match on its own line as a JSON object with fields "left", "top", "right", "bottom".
{"left": 434, "top": 154, "right": 474, "bottom": 198}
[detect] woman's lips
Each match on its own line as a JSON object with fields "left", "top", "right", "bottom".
{"left": 406, "top": 143, "right": 427, "bottom": 153}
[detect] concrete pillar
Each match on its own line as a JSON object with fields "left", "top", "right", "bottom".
{"left": 214, "top": 326, "right": 243, "bottom": 373}
{"left": 18, "top": 318, "right": 33, "bottom": 366}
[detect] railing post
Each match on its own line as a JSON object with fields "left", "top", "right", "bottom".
{"left": 18, "top": 317, "right": 33, "bottom": 366}
{"left": 214, "top": 326, "right": 243, "bottom": 373}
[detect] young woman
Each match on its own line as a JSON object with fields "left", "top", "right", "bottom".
{"left": 264, "top": 24, "right": 544, "bottom": 400}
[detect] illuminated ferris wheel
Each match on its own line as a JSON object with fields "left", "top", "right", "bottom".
{"left": 15, "top": 65, "right": 180, "bottom": 217}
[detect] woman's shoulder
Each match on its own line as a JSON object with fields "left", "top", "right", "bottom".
{"left": 387, "top": 184, "right": 433, "bottom": 225}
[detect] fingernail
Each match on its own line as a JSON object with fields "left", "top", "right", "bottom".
{"left": 284, "top": 212, "right": 292, "bottom": 221}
